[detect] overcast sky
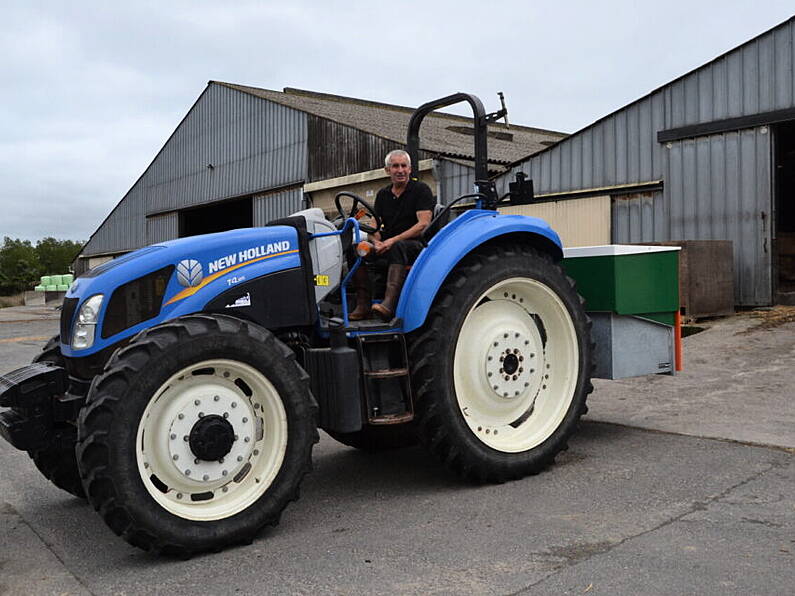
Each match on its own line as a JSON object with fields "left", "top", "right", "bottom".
{"left": 1, "top": 1, "right": 793, "bottom": 243}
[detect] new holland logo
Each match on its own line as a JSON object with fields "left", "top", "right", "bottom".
{"left": 176, "top": 259, "right": 203, "bottom": 287}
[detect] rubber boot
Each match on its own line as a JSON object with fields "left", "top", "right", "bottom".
{"left": 371, "top": 264, "right": 407, "bottom": 321}
{"left": 348, "top": 266, "right": 372, "bottom": 321}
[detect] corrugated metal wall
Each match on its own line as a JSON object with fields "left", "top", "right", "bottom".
{"left": 307, "top": 116, "right": 403, "bottom": 182}
{"left": 146, "top": 212, "right": 179, "bottom": 245}
{"left": 82, "top": 83, "right": 308, "bottom": 256}
{"left": 253, "top": 186, "right": 304, "bottom": 224}
{"left": 437, "top": 159, "right": 475, "bottom": 205}
{"left": 497, "top": 18, "right": 794, "bottom": 305}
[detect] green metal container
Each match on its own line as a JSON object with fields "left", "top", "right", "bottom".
{"left": 562, "top": 245, "right": 680, "bottom": 325}
{"left": 40, "top": 276, "right": 51, "bottom": 286}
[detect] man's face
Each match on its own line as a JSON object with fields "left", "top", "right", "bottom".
{"left": 386, "top": 155, "right": 411, "bottom": 186}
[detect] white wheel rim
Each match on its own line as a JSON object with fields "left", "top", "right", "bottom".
{"left": 135, "top": 359, "right": 288, "bottom": 521}
{"left": 453, "top": 277, "right": 579, "bottom": 453}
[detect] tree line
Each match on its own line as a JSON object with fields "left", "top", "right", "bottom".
{"left": 0, "top": 237, "right": 83, "bottom": 295}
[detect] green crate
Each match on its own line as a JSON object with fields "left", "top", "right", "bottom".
{"left": 45, "top": 285, "right": 57, "bottom": 291}
{"left": 562, "top": 245, "right": 680, "bottom": 325}
{"left": 40, "top": 276, "right": 52, "bottom": 286}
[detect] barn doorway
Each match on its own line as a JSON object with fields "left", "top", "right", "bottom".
{"left": 774, "top": 121, "right": 795, "bottom": 303}
{"left": 179, "top": 197, "right": 253, "bottom": 238}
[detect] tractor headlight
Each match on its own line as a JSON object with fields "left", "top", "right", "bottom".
{"left": 72, "top": 294, "right": 104, "bottom": 350}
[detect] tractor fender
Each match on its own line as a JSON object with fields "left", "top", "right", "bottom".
{"left": 397, "top": 209, "right": 563, "bottom": 332}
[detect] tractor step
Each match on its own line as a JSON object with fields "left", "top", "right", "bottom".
{"left": 356, "top": 334, "right": 413, "bottom": 424}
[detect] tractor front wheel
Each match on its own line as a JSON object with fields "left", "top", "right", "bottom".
{"left": 76, "top": 314, "right": 318, "bottom": 555}
{"left": 409, "top": 242, "right": 593, "bottom": 483}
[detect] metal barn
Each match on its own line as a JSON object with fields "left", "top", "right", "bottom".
{"left": 496, "top": 16, "right": 795, "bottom": 306}
{"left": 76, "top": 83, "right": 563, "bottom": 272}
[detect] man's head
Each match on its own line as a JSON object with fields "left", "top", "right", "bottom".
{"left": 384, "top": 149, "right": 411, "bottom": 187}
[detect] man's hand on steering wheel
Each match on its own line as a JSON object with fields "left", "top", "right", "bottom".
{"left": 334, "top": 191, "right": 381, "bottom": 234}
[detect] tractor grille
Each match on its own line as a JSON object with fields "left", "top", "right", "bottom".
{"left": 101, "top": 266, "right": 173, "bottom": 339}
{"left": 60, "top": 297, "right": 79, "bottom": 343}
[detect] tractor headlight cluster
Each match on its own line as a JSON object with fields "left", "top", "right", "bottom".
{"left": 72, "top": 294, "right": 104, "bottom": 350}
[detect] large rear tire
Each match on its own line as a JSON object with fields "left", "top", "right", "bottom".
{"left": 76, "top": 314, "right": 318, "bottom": 555}
{"left": 409, "top": 242, "right": 593, "bottom": 483}
{"left": 27, "top": 335, "right": 85, "bottom": 498}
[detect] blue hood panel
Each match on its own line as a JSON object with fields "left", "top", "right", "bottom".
{"left": 63, "top": 227, "right": 301, "bottom": 357}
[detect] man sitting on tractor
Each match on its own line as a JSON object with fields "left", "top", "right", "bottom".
{"left": 349, "top": 149, "right": 434, "bottom": 321}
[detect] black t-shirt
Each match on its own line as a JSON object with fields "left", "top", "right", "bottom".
{"left": 374, "top": 179, "right": 435, "bottom": 240}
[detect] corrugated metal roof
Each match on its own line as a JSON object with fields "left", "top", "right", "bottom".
{"left": 214, "top": 82, "right": 566, "bottom": 165}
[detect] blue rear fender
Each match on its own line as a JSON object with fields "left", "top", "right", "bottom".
{"left": 396, "top": 210, "right": 563, "bottom": 332}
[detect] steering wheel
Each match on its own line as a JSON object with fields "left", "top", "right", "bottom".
{"left": 334, "top": 192, "right": 381, "bottom": 234}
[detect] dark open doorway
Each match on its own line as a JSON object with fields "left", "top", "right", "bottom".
{"left": 179, "top": 197, "right": 253, "bottom": 238}
{"left": 774, "top": 121, "right": 795, "bottom": 302}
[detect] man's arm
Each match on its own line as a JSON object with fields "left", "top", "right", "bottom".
{"left": 374, "top": 210, "right": 432, "bottom": 254}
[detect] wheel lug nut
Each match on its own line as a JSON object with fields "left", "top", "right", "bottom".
{"left": 222, "top": 487, "right": 228, "bottom": 493}
{"left": 253, "top": 449, "right": 259, "bottom": 456}
{"left": 219, "top": 457, "right": 224, "bottom": 463}
{"left": 198, "top": 412, "right": 204, "bottom": 418}
{"left": 519, "top": 356, "right": 524, "bottom": 362}
{"left": 172, "top": 454, "right": 179, "bottom": 461}
{"left": 493, "top": 385, "right": 499, "bottom": 390}
{"left": 183, "top": 435, "right": 189, "bottom": 441}
{"left": 242, "top": 417, "right": 248, "bottom": 423}
{"left": 244, "top": 437, "right": 250, "bottom": 443}
{"left": 170, "top": 433, "right": 176, "bottom": 440}
{"left": 503, "top": 333, "right": 509, "bottom": 338}
{"left": 237, "top": 455, "right": 244, "bottom": 462}
{"left": 487, "top": 356, "right": 493, "bottom": 361}
{"left": 525, "top": 382, "right": 530, "bottom": 387}
{"left": 488, "top": 372, "right": 493, "bottom": 377}
{"left": 222, "top": 470, "right": 228, "bottom": 476}
{"left": 176, "top": 493, "right": 183, "bottom": 499}
{"left": 214, "top": 395, "right": 220, "bottom": 402}
{"left": 203, "top": 474, "right": 209, "bottom": 481}
{"left": 231, "top": 402, "right": 237, "bottom": 408}
{"left": 503, "top": 392, "right": 508, "bottom": 397}
{"left": 513, "top": 349, "right": 519, "bottom": 354}
{"left": 223, "top": 412, "right": 229, "bottom": 418}
{"left": 185, "top": 469, "right": 191, "bottom": 476}
{"left": 493, "top": 341, "right": 499, "bottom": 347}
{"left": 515, "top": 333, "right": 519, "bottom": 338}
{"left": 194, "top": 458, "right": 200, "bottom": 465}
{"left": 194, "top": 400, "right": 200, "bottom": 406}
{"left": 178, "top": 413, "right": 184, "bottom": 420}
{"left": 234, "top": 434, "right": 239, "bottom": 441}
{"left": 512, "top": 375, "right": 518, "bottom": 381}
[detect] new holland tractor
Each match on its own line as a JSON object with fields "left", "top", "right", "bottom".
{"left": 0, "top": 93, "right": 594, "bottom": 555}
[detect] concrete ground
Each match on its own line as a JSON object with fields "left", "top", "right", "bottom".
{"left": 0, "top": 306, "right": 792, "bottom": 595}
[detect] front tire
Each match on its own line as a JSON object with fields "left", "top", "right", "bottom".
{"left": 409, "top": 242, "right": 593, "bottom": 483}
{"left": 76, "top": 314, "right": 318, "bottom": 555}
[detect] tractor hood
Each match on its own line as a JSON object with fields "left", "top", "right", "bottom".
{"left": 62, "top": 226, "right": 302, "bottom": 357}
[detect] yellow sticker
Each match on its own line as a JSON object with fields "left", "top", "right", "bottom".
{"left": 314, "top": 274, "right": 330, "bottom": 286}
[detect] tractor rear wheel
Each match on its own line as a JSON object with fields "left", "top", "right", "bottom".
{"left": 409, "top": 242, "right": 593, "bottom": 483}
{"left": 26, "top": 335, "right": 85, "bottom": 498}
{"left": 76, "top": 314, "right": 318, "bottom": 555}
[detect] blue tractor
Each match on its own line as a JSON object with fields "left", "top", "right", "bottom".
{"left": 0, "top": 94, "right": 592, "bottom": 555}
